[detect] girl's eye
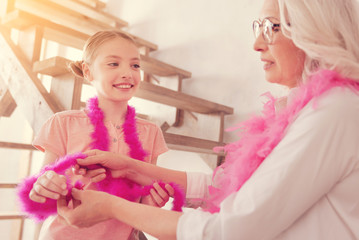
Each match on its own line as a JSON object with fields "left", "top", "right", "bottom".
{"left": 108, "top": 62, "right": 119, "bottom": 67}
{"left": 132, "top": 64, "right": 140, "bottom": 69}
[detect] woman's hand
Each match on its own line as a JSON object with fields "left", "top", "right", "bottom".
{"left": 142, "top": 182, "right": 175, "bottom": 207}
{"left": 57, "top": 188, "right": 115, "bottom": 228}
{"left": 74, "top": 149, "right": 131, "bottom": 182}
{"left": 29, "top": 170, "right": 68, "bottom": 203}
{"left": 74, "top": 149, "right": 155, "bottom": 186}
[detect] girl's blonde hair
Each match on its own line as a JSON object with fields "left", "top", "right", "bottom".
{"left": 69, "top": 30, "right": 136, "bottom": 78}
{"left": 277, "top": 0, "right": 359, "bottom": 81}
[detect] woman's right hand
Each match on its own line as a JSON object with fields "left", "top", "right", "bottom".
{"left": 74, "top": 150, "right": 154, "bottom": 185}
{"left": 74, "top": 150, "right": 132, "bottom": 182}
{"left": 29, "top": 170, "right": 68, "bottom": 203}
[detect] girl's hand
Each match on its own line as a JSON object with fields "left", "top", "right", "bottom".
{"left": 142, "top": 182, "right": 175, "bottom": 208}
{"left": 73, "top": 164, "right": 107, "bottom": 183}
{"left": 29, "top": 170, "right": 68, "bottom": 203}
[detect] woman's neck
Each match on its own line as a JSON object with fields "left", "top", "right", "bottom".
{"left": 97, "top": 96, "right": 128, "bottom": 125}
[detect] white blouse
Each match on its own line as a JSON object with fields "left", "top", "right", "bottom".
{"left": 178, "top": 87, "right": 359, "bottom": 240}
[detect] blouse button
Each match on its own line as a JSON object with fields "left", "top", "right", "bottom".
{"left": 116, "top": 125, "right": 121, "bottom": 129}
{"left": 113, "top": 138, "right": 117, "bottom": 142}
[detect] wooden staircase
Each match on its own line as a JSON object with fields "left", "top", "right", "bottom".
{"left": 0, "top": 0, "right": 233, "bottom": 239}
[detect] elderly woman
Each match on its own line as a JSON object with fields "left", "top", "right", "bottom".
{"left": 57, "top": 0, "right": 359, "bottom": 239}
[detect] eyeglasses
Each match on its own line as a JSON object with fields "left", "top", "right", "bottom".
{"left": 252, "top": 18, "right": 281, "bottom": 44}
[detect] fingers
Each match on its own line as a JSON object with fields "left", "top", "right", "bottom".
{"left": 30, "top": 171, "right": 68, "bottom": 203}
{"left": 57, "top": 195, "right": 81, "bottom": 229}
{"left": 110, "top": 169, "right": 128, "bottom": 178}
{"left": 57, "top": 195, "right": 68, "bottom": 211}
{"left": 71, "top": 188, "right": 83, "bottom": 201}
{"left": 91, "top": 172, "right": 106, "bottom": 183}
{"left": 165, "top": 184, "right": 175, "bottom": 196}
{"left": 85, "top": 168, "right": 106, "bottom": 178}
{"left": 77, "top": 150, "right": 103, "bottom": 166}
{"left": 73, "top": 164, "right": 86, "bottom": 175}
{"left": 82, "top": 149, "right": 98, "bottom": 156}
{"left": 73, "top": 165, "right": 106, "bottom": 182}
{"left": 29, "top": 189, "right": 46, "bottom": 203}
{"left": 153, "top": 183, "right": 170, "bottom": 201}
{"left": 149, "top": 182, "right": 172, "bottom": 207}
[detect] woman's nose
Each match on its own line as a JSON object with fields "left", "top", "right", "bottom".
{"left": 253, "top": 33, "right": 267, "bottom": 52}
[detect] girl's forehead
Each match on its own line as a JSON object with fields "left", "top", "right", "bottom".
{"left": 93, "top": 38, "right": 139, "bottom": 60}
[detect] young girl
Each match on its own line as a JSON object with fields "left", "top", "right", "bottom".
{"left": 28, "top": 31, "right": 170, "bottom": 240}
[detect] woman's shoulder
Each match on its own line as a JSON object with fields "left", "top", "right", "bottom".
{"left": 299, "top": 86, "right": 359, "bottom": 127}
{"left": 317, "top": 86, "right": 359, "bottom": 114}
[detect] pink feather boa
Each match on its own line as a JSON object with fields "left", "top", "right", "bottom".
{"left": 206, "top": 70, "right": 359, "bottom": 213}
{"left": 17, "top": 97, "right": 184, "bottom": 222}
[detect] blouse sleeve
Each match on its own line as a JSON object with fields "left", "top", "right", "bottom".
{"left": 177, "top": 88, "right": 359, "bottom": 240}
{"left": 148, "top": 124, "right": 168, "bottom": 163}
{"left": 33, "top": 113, "right": 67, "bottom": 157}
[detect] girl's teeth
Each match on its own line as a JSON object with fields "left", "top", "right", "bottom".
{"left": 115, "top": 84, "right": 132, "bottom": 89}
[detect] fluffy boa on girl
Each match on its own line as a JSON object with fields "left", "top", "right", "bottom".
{"left": 17, "top": 98, "right": 184, "bottom": 222}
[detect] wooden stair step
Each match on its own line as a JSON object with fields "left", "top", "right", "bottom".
{"left": 47, "top": 0, "right": 128, "bottom": 28}
{"left": 33, "top": 57, "right": 233, "bottom": 114}
{"left": 77, "top": 0, "right": 106, "bottom": 10}
{"left": 0, "top": 212, "right": 25, "bottom": 220}
{"left": 0, "top": 141, "right": 37, "bottom": 151}
{"left": 136, "top": 81, "right": 233, "bottom": 114}
{"left": 0, "top": 183, "right": 18, "bottom": 188}
{"left": 5, "top": 0, "right": 157, "bottom": 52}
{"left": 164, "top": 132, "right": 225, "bottom": 155}
{"left": 80, "top": 82, "right": 233, "bottom": 114}
{"left": 2, "top": 10, "right": 90, "bottom": 50}
{"left": 4, "top": 11, "right": 190, "bottom": 78}
{"left": 33, "top": 57, "right": 71, "bottom": 76}
{"left": 34, "top": 54, "right": 191, "bottom": 79}
{"left": 141, "top": 55, "right": 191, "bottom": 78}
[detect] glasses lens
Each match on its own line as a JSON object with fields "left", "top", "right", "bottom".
{"left": 253, "top": 21, "right": 260, "bottom": 39}
{"left": 263, "top": 19, "right": 273, "bottom": 43}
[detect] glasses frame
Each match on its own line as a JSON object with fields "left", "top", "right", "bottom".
{"left": 253, "top": 18, "right": 281, "bottom": 44}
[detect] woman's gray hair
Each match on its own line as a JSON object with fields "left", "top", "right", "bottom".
{"left": 277, "top": 0, "right": 359, "bottom": 81}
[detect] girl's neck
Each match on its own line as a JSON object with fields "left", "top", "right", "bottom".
{"left": 97, "top": 96, "right": 128, "bottom": 125}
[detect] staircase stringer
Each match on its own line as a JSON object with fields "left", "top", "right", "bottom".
{"left": 0, "top": 28, "right": 64, "bottom": 134}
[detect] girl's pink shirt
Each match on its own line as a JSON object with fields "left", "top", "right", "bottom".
{"left": 33, "top": 109, "right": 168, "bottom": 240}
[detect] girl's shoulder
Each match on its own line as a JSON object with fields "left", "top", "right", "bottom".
{"left": 52, "top": 109, "right": 88, "bottom": 120}
{"left": 135, "top": 117, "right": 160, "bottom": 129}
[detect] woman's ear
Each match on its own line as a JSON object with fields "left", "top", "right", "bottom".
{"left": 82, "top": 62, "right": 92, "bottom": 82}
